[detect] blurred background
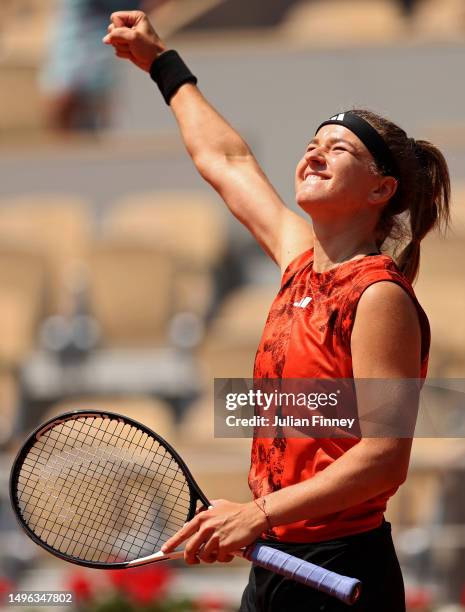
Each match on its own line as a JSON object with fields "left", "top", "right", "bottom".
{"left": 0, "top": 0, "right": 465, "bottom": 610}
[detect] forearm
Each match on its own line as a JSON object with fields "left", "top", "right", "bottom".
{"left": 161, "top": 440, "right": 411, "bottom": 560}
{"left": 263, "top": 439, "right": 411, "bottom": 527}
{"left": 104, "top": 12, "right": 251, "bottom": 165}
{"left": 169, "top": 83, "right": 252, "bottom": 169}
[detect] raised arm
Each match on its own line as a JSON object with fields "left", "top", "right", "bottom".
{"left": 103, "top": 10, "right": 313, "bottom": 272}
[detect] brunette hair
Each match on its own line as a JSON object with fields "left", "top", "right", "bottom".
{"left": 352, "top": 109, "right": 451, "bottom": 283}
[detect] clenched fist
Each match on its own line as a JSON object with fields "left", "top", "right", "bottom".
{"left": 103, "top": 11, "right": 166, "bottom": 71}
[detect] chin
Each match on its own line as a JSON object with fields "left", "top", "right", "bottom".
{"left": 296, "top": 191, "right": 327, "bottom": 213}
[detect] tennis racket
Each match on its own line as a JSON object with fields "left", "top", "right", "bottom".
{"left": 10, "top": 410, "right": 361, "bottom": 606}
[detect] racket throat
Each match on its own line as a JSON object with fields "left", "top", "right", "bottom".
{"left": 125, "top": 550, "right": 185, "bottom": 567}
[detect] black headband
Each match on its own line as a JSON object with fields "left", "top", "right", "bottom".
{"left": 315, "top": 111, "right": 399, "bottom": 179}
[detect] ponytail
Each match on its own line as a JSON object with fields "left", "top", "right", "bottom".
{"left": 397, "top": 240, "right": 421, "bottom": 284}
{"left": 352, "top": 110, "right": 451, "bottom": 283}
{"left": 397, "top": 139, "right": 450, "bottom": 282}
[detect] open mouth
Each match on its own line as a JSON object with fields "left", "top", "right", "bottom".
{"left": 304, "top": 173, "right": 328, "bottom": 184}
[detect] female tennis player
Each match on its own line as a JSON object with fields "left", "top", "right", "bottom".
{"left": 104, "top": 12, "right": 450, "bottom": 611}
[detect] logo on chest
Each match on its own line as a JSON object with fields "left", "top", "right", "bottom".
{"left": 293, "top": 296, "right": 312, "bottom": 308}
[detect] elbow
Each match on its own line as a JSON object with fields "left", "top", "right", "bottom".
{"left": 192, "top": 152, "right": 218, "bottom": 183}
{"left": 191, "top": 135, "right": 252, "bottom": 176}
{"left": 193, "top": 150, "right": 253, "bottom": 187}
{"left": 382, "top": 452, "right": 410, "bottom": 490}
{"left": 389, "top": 463, "right": 409, "bottom": 488}
{"left": 361, "top": 439, "right": 412, "bottom": 490}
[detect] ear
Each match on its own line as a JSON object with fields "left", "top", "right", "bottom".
{"left": 369, "top": 176, "right": 398, "bottom": 206}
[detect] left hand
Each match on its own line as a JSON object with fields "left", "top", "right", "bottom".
{"left": 161, "top": 499, "right": 267, "bottom": 564}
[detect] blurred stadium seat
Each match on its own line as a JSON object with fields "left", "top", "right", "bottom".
{"left": 0, "top": 247, "right": 46, "bottom": 446}
{"left": 0, "top": 195, "right": 91, "bottom": 314}
{"left": 104, "top": 191, "right": 227, "bottom": 316}
{"left": 415, "top": 232, "right": 465, "bottom": 375}
{"left": 0, "top": 63, "right": 44, "bottom": 134}
{"left": 282, "top": 0, "right": 404, "bottom": 46}
{"left": 387, "top": 439, "right": 465, "bottom": 526}
{"left": 413, "top": 0, "right": 465, "bottom": 40}
{"left": 42, "top": 395, "right": 177, "bottom": 443}
{"left": 199, "top": 285, "right": 276, "bottom": 378}
{"left": 0, "top": 0, "right": 54, "bottom": 133}
{"left": 2, "top": 0, "right": 53, "bottom": 60}
{"left": 0, "top": 247, "right": 46, "bottom": 367}
{"left": 282, "top": 0, "right": 465, "bottom": 46}
{"left": 451, "top": 182, "right": 465, "bottom": 236}
{"left": 105, "top": 191, "right": 226, "bottom": 268}
{"left": 0, "top": 371, "right": 18, "bottom": 447}
{"left": 87, "top": 240, "right": 174, "bottom": 347}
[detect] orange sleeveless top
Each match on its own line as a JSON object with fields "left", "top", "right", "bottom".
{"left": 249, "top": 248, "right": 430, "bottom": 542}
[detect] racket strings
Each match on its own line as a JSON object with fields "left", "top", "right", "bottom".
{"left": 21, "top": 420, "right": 188, "bottom": 560}
{"left": 15, "top": 416, "right": 192, "bottom": 563}
{"left": 19, "top": 418, "right": 131, "bottom": 559}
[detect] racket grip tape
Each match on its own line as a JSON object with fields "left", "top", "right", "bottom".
{"left": 243, "top": 543, "right": 362, "bottom": 606}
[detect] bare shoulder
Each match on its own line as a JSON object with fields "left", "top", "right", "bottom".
{"left": 355, "top": 281, "right": 420, "bottom": 327}
{"left": 352, "top": 281, "right": 421, "bottom": 377}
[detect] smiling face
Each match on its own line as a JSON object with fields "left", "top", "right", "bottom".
{"left": 295, "top": 125, "right": 397, "bottom": 222}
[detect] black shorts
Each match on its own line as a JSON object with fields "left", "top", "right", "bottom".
{"left": 239, "top": 521, "right": 405, "bottom": 612}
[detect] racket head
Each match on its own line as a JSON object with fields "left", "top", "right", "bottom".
{"left": 10, "top": 410, "right": 210, "bottom": 569}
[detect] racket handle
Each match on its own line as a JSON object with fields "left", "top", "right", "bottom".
{"left": 242, "top": 543, "right": 362, "bottom": 606}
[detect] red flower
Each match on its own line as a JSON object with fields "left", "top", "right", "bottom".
{"left": 461, "top": 583, "right": 465, "bottom": 605}
{"left": 0, "top": 576, "right": 15, "bottom": 597}
{"left": 405, "top": 586, "right": 433, "bottom": 609}
{"left": 194, "top": 594, "right": 228, "bottom": 611}
{"left": 108, "top": 569, "right": 127, "bottom": 590}
{"left": 109, "top": 565, "right": 172, "bottom": 604}
{"left": 66, "top": 573, "right": 93, "bottom": 602}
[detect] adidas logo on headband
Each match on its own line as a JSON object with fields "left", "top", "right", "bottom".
{"left": 330, "top": 113, "right": 346, "bottom": 121}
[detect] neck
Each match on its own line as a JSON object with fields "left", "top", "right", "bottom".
{"left": 311, "top": 221, "right": 379, "bottom": 273}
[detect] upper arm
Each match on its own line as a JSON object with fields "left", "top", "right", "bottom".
{"left": 351, "top": 281, "right": 422, "bottom": 480}
{"left": 197, "top": 154, "right": 313, "bottom": 271}
{"left": 351, "top": 281, "right": 421, "bottom": 378}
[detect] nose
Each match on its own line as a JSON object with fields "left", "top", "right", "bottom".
{"left": 305, "top": 146, "right": 326, "bottom": 169}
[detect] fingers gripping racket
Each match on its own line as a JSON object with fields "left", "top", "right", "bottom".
{"left": 10, "top": 411, "right": 361, "bottom": 606}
